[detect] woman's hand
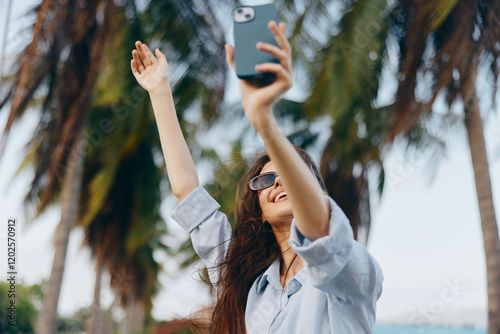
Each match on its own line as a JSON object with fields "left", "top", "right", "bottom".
{"left": 225, "top": 21, "right": 293, "bottom": 131}
{"left": 131, "top": 41, "right": 170, "bottom": 96}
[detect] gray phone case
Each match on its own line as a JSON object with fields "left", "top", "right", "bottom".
{"left": 233, "top": 4, "right": 280, "bottom": 80}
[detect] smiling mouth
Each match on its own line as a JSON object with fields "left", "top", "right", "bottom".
{"left": 274, "top": 192, "right": 287, "bottom": 203}
{"left": 275, "top": 196, "right": 287, "bottom": 203}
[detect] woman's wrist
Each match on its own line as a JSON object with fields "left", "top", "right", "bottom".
{"left": 148, "top": 84, "right": 172, "bottom": 99}
{"left": 255, "top": 114, "right": 282, "bottom": 142}
{"left": 149, "top": 86, "right": 175, "bottom": 118}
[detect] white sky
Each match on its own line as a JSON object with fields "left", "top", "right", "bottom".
{"left": 1, "top": 0, "right": 499, "bottom": 328}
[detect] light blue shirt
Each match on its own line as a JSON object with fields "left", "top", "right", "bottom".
{"left": 171, "top": 186, "right": 383, "bottom": 333}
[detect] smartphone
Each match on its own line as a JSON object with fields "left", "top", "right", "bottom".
{"left": 233, "top": 4, "right": 280, "bottom": 82}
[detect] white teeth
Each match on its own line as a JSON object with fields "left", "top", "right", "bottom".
{"left": 274, "top": 192, "right": 286, "bottom": 203}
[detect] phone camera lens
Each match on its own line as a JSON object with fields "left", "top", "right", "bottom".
{"left": 237, "top": 9, "right": 243, "bottom": 13}
{"left": 245, "top": 13, "right": 251, "bottom": 19}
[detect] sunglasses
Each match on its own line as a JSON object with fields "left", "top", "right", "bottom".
{"left": 248, "top": 162, "right": 313, "bottom": 191}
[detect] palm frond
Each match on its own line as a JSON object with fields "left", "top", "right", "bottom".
{"left": 0, "top": 0, "right": 116, "bottom": 217}
{"left": 304, "top": 0, "right": 391, "bottom": 121}
{"left": 388, "top": 0, "right": 491, "bottom": 138}
{"left": 76, "top": 0, "right": 229, "bottom": 317}
{"left": 296, "top": 0, "right": 392, "bottom": 242}
{"left": 142, "top": 0, "right": 227, "bottom": 124}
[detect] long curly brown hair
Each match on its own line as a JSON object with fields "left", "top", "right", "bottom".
{"left": 206, "top": 146, "right": 326, "bottom": 333}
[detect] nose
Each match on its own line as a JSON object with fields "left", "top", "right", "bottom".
{"left": 274, "top": 174, "right": 282, "bottom": 188}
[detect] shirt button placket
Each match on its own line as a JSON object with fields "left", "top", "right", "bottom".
{"left": 268, "top": 288, "right": 287, "bottom": 333}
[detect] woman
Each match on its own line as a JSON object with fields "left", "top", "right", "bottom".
{"left": 131, "top": 21, "right": 383, "bottom": 334}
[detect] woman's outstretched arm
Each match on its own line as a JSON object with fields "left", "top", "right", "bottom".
{"left": 131, "top": 43, "right": 232, "bottom": 285}
{"left": 226, "top": 22, "right": 330, "bottom": 241}
{"left": 131, "top": 41, "right": 199, "bottom": 202}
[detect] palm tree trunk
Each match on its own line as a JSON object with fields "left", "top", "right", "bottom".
{"left": 464, "top": 92, "right": 500, "bottom": 334}
{"left": 125, "top": 295, "right": 145, "bottom": 334}
{"left": 87, "top": 260, "right": 103, "bottom": 334}
{"left": 36, "top": 130, "right": 86, "bottom": 334}
{"left": 320, "top": 148, "right": 365, "bottom": 242}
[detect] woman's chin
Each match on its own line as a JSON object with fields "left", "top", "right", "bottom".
{"left": 263, "top": 208, "right": 294, "bottom": 227}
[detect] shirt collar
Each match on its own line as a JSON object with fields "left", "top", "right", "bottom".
{"left": 256, "top": 258, "right": 281, "bottom": 293}
{"left": 255, "top": 258, "right": 308, "bottom": 293}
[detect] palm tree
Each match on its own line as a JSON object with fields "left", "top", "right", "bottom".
{"left": 387, "top": 0, "right": 500, "bottom": 330}
{"left": 247, "top": 2, "right": 499, "bottom": 329}
{"left": 285, "top": 2, "right": 499, "bottom": 329}
{"left": 0, "top": 1, "right": 115, "bottom": 333}
{"left": 281, "top": 0, "right": 393, "bottom": 243}
{"left": 299, "top": 0, "right": 499, "bottom": 327}
{"left": 77, "top": 0, "right": 227, "bottom": 332}
{"left": 0, "top": 0, "right": 226, "bottom": 333}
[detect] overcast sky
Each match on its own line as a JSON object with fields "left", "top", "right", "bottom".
{"left": 1, "top": 0, "right": 499, "bottom": 328}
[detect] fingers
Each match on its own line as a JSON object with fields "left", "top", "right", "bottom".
{"left": 136, "top": 41, "right": 153, "bottom": 67}
{"left": 268, "top": 21, "right": 290, "bottom": 54}
{"left": 225, "top": 22, "right": 292, "bottom": 93}
{"left": 255, "top": 62, "right": 291, "bottom": 83}
{"left": 131, "top": 59, "right": 140, "bottom": 77}
{"left": 155, "top": 48, "right": 167, "bottom": 64}
{"left": 132, "top": 49, "right": 145, "bottom": 74}
{"left": 225, "top": 44, "right": 235, "bottom": 70}
{"left": 131, "top": 41, "right": 163, "bottom": 76}
{"left": 255, "top": 62, "right": 292, "bottom": 93}
{"left": 256, "top": 21, "right": 291, "bottom": 73}
{"left": 143, "top": 43, "right": 157, "bottom": 65}
{"left": 256, "top": 42, "right": 290, "bottom": 71}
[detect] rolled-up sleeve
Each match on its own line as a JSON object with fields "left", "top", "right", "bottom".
{"left": 171, "top": 186, "right": 233, "bottom": 285}
{"left": 289, "top": 195, "right": 383, "bottom": 304}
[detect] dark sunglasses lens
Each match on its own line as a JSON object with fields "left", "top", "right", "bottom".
{"left": 252, "top": 173, "right": 276, "bottom": 190}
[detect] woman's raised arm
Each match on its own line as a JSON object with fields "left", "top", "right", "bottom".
{"left": 226, "top": 22, "right": 330, "bottom": 241}
{"left": 131, "top": 41, "right": 199, "bottom": 202}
